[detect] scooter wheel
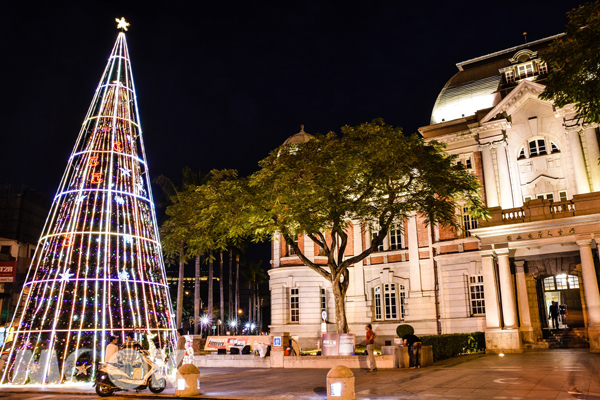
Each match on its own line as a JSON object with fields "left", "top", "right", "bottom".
{"left": 95, "top": 384, "right": 114, "bottom": 397}
{"left": 149, "top": 375, "right": 166, "bottom": 393}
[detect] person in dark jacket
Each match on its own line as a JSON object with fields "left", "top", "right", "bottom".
{"left": 403, "top": 333, "right": 422, "bottom": 369}
{"left": 549, "top": 301, "right": 559, "bottom": 330}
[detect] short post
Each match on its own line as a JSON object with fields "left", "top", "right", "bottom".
{"left": 175, "top": 364, "right": 201, "bottom": 397}
{"left": 327, "top": 365, "right": 355, "bottom": 400}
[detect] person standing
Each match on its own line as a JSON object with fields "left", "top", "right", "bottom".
{"left": 365, "top": 324, "right": 377, "bottom": 372}
{"left": 549, "top": 301, "right": 559, "bottom": 330}
{"left": 403, "top": 333, "right": 422, "bottom": 369}
{"left": 176, "top": 328, "right": 187, "bottom": 368}
{"left": 105, "top": 335, "right": 119, "bottom": 365}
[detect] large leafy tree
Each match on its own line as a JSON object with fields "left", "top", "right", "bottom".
{"left": 540, "top": 1, "right": 600, "bottom": 124}
{"left": 247, "top": 119, "right": 486, "bottom": 333}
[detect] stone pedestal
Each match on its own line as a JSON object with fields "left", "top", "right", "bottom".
{"left": 327, "top": 365, "right": 355, "bottom": 400}
{"left": 395, "top": 345, "right": 433, "bottom": 368}
{"left": 485, "top": 329, "right": 522, "bottom": 354}
{"left": 175, "top": 364, "right": 201, "bottom": 397}
{"left": 382, "top": 346, "right": 400, "bottom": 368}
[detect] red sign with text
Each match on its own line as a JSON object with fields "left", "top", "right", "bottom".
{"left": 0, "top": 261, "right": 16, "bottom": 283}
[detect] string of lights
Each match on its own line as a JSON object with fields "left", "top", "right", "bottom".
{"left": 0, "top": 25, "right": 176, "bottom": 385}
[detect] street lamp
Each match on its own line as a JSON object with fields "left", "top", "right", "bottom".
{"left": 200, "top": 315, "right": 210, "bottom": 337}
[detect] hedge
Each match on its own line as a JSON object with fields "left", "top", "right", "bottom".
{"left": 420, "top": 332, "right": 485, "bottom": 362}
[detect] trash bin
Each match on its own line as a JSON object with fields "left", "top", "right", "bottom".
{"left": 176, "top": 364, "right": 201, "bottom": 397}
{"left": 326, "top": 365, "right": 355, "bottom": 400}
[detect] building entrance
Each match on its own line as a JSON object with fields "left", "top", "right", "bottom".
{"left": 539, "top": 274, "right": 584, "bottom": 329}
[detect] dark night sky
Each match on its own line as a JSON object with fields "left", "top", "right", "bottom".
{"left": 0, "top": 1, "right": 584, "bottom": 264}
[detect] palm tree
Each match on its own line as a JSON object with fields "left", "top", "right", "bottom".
{"left": 228, "top": 249, "right": 233, "bottom": 323}
{"left": 219, "top": 251, "right": 225, "bottom": 332}
{"left": 155, "top": 167, "right": 207, "bottom": 330}
{"left": 242, "top": 260, "right": 268, "bottom": 332}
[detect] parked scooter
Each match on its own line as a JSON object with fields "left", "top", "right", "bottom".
{"left": 94, "top": 350, "right": 166, "bottom": 397}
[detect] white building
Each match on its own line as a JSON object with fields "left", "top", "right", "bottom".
{"left": 268, "top": 35, "right": 600, "bottom": 353}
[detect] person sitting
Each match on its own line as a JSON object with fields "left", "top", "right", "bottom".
{"left": 105, "top": 335, "right": 120, "bottom": 365}
{"left": 119, "top": 331, "right": 143, "bottom": 378}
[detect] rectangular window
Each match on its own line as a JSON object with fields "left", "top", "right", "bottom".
{"left": 546, "top": 193, "right": 554, "bottom": 202}
{"left": 0, "top": 246, "right": 11, "bottom": 255}
{"left": 568, "top": 275, "right": 579, "bottom": 289}
{"left": 384, "top": 283, "right": 398, "bottom": 319}
{"left": 518, "top": 63, "right": 534, "bottom": 78}
{"left": 543, "top": 276, "right": 555, "bottom": 291}
{"left": 555, "top": 275, "right": 568, "bottom": 290}
{"left": 559, "top": 191, "right": 567, "bottom": 202}
{"left": 505, "top": 70, "right": 515, "bottom": 83}
{"left": 290, "top": 288, "right": 299, "bottom": 323}
{"left": 370, "top": 225, "right": 384, "bottom": 252}
{"left": 399, "top": 285, "right": 406, "bottom": 319}
{"left": 463, "top": 207, "right": 478, "bottom": 237}
{"left": 389, "top": 223, "right": 404, "bottom": 250}
{"left": 374, "top": 286, "right": 382, "bottom": 320}
{"left": 539, "top": 62, "right": 548, "bottom": 74}
{"left": 286, "top": 239, "right": 297, "bottom": 256}
{"left": 320, "top": 288, "right": 326, "bottom": 312}
{"left": 469, "top": 275, "right": 485, "bottom": 315}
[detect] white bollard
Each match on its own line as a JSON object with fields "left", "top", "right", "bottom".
{"left": 327, "top": 365, "right": 355, "bottom": 400}
{"left": 175, "top": 364, "right": 201, "bottom": 397}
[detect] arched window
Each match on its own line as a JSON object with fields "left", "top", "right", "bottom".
{"left": 529, "top": 139, "right": 547, "bottom": 157}
{"left": 551, "top": 141, "right": 560, "bottom": 153}
{"left": 518, "top": 147, "right": 526, "bottom": 159}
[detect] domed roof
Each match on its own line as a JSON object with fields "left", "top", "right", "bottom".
{"left": 430, "top": 70, "right": 502, "bottom": 125}
{"left": 282, "top": 125, "right": 314, "bottom": 146}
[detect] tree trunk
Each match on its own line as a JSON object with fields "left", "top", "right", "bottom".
{"left": 248, "top": 283, "right": 253, "bottom": 323}
{"left": 194, "top": 254, "right": 201, "bottom": 335}
{"left": 176, "top": 241, "right": 185, "bottom": 329}
{"left": 235, "top": 254, "right": 240, "bottom": 328}
{"left": 219, "top": 251, "right": 225, "bottom": 332}
{"left": 208, "top": 249, "right": 214, "bottom": 322}
{"left": 228, "top": 249, "right": 233, "bottom": 321}
{"left": 331, "top": 277, "right": 349, "bottom": 333}
{"left": 256, "top": 286, "right": 260, "bottom": 332}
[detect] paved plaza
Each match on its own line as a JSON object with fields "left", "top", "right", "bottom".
{"left": 0, "top": 349, "right": 598, "bottom": 399}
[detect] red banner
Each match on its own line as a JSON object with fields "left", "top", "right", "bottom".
{"left": 0, "top": 261, "right": 16, "bottom": 283}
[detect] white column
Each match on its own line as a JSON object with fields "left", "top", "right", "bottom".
{"left": 584, "top": 128, "right": 600, "bottom": 192}
{"left": 568, "top": 130, "right": 590, "bottom": 195}
{"left": 515, "top": 260, "right": 533, "bottom": 339}
{"left": 495, "top": 145, "right": 514, "bottom": 209}
{"left": 351, "top": 222, "right": 365, "bottom": 297}
{"left": 303, "top": 234, "right": 314, "bottom": 262}
{"left": 481, "top": 253, "right": 501, "bottom": 329}
{"left": 497, "top": 249, "right": 517, "bottom": 328}
{"left": 407, "top": 214, "right": 422, "bottom": 294}
{"left": 578, "top": 240, "right": 600, "bottom": 327}
{"left": 481, "top": 147, "right": 499, "bottom": 208}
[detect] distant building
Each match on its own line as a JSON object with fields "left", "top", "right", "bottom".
{"left": 268, "top": 35, "right": 600, "bottom": 353}
{"left": 0, "top": 186, "right": 50, "bottom": 323}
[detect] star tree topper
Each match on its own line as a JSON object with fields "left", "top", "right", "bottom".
{"left": 116, "top": 17, "right": 130, "bottom": 31}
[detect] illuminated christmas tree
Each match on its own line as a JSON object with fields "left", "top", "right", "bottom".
{"left": 1, "top": 18, "right": 176, "bottom": 384}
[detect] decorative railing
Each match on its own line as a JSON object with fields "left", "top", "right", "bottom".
{"left": 482, "top": 192, "right": 600, "bottom": 227}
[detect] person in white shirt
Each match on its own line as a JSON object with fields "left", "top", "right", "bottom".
{"left": 105, "top": 336, "right": 119, "bottom": 365}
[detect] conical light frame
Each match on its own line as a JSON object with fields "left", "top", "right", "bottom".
{"left": 1, "top": 32, "right": 176, "bottom": 384}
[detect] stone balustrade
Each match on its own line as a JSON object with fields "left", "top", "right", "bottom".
{"left": 481, "top": 192, "right": 600, "bottom": 227}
